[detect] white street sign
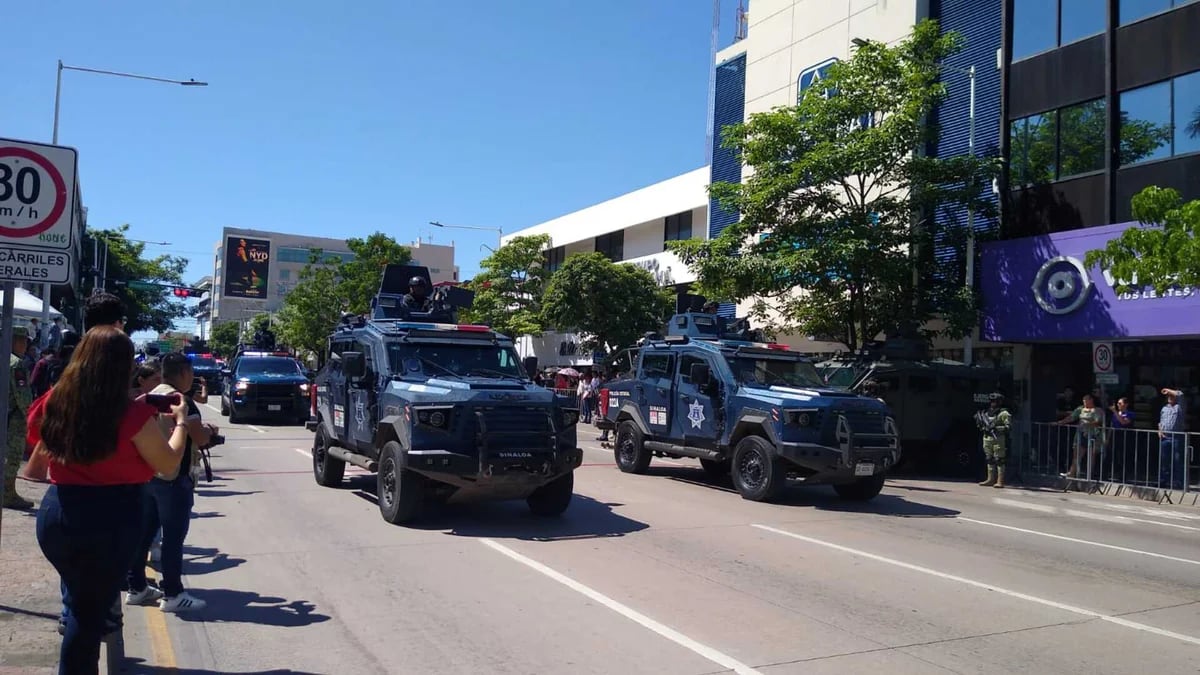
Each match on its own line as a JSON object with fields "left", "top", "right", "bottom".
{"left": 0, "top": 138, "right": 78, "bottom": 250}
{"left": 0, "top": 244, "right": 71, "bottom": 284}
{"left": 1092, "top": 341, "right": 1113, "bottom": 374}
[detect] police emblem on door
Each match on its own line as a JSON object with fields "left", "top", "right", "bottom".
{"left": 688, "top": 399, "right": 706, "bottom": 429}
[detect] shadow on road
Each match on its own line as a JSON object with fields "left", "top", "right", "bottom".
{"left": 193, "top": 489, "right": 263, "bottom": 498}
{"left": 172, "top": 589, "right": 331, "bottom": 628}
{"left": 648, "top": 465, "right": 960, "bottom": 518}
{"left": 349, "top": 479, "right": 648, "bottom": 541}
{"left": 190, "top": 511, "right": 226, "bottom": 519}
{"left": 184, "top": 550, "right": 247, "bottom": 576}
{"left": 124, "top": 661, "right": 322, "bottom": 674}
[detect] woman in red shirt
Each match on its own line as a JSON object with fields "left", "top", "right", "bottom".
{"left": 30, "top": 326, "right": 190, "bottom": 675}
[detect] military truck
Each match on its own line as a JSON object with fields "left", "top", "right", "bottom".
{"left": 306, "top": 265, "right": 583, "bottom": 524}
{"left": 816, "top": 339, "right": 1012, "bottom": 476}
{"left": 598, "top": 312, "right": 901, "bottom": 502}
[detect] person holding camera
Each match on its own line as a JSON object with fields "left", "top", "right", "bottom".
{"left": 126, "top": 352, "right": 214, "bottom": 612}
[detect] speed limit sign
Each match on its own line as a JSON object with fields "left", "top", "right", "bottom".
{"left": 1092, "top": 342, "right": 1113, "bottom": 374}
{"left": 0, "top": 138, "right": 77, "bottom": 249}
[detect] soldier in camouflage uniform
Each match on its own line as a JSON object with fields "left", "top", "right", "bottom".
{"left": 5, "top": 326, "right": 34, "bottom": 509}
{"left": 976, "top": 392, "right": 1012, "bottom": 489}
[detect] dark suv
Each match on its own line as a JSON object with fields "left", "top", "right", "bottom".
{"left": 220, "top": 352, "right": 310, "bottom": 424}
{"left": 188, "top": 353, "right": 224, "bottom": 395}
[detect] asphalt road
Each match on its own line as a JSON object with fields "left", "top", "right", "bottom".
{"left": 118, "top": 408, "right": 1200, "bottom": 674}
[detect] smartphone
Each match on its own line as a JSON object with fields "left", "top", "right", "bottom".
{"left": 144, "top": 392, "right": 182, "bottom": 413}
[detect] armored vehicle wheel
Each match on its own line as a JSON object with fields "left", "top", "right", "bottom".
{"left": 312, "top": 426, "right": 345, "bottom": 488}
{"left": 833, "top": 474, "right": 886, "bottom": 501}
{"left": 220, "top": 397, "right": 229, "bottom": 416}
{"left": 699, "top": 458, "right": 730, "bottom": 478}
{"left": 527, "top": 471, "right": 574, "bottom": 517}
{"left": 731, "top": 436, "right": 785, "bottom": 502}
{"left": 378, "top": 441, "right": 423, "bottom": 524}
{"left": 614, "top": 421, "right": 651, "bottom": 474}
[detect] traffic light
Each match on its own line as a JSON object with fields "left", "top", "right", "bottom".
{"left": 172, "top": 287, "right": 195, "bottom": 298}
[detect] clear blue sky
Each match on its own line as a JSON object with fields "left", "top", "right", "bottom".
{"left": 3, "top": 1, "right": 739, "bottom": 337}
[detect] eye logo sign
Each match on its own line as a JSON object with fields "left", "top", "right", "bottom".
{"left": 1031, "top": 256, "right": 1094, "bottom": 315}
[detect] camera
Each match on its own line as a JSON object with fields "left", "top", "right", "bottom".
{"left": 200, "top": 433, "right": 225, "bottom": 451}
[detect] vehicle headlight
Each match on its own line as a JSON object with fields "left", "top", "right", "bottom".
{"left": 235, "top": 381, "right": 249, "bottom": 393}
{"left": 299, "top": 383, "right": 310, "bottom": 394}
{"left": 414, "top": 406, "right": 454, "bottom": 430}
{"left": 786, "top": 409, "right": 819, "bottom": 427}
{"left": 560, "top": 408, "right": 580, "bottom": 428}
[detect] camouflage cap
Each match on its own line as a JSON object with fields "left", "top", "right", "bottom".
{"left": 12, "top": 326, "right": 29, "bottom": 339}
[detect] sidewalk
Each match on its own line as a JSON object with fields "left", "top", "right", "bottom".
{"left": 0, "top": 480, "right": 59, "bottom": 674}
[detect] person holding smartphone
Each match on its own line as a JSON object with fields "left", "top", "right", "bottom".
{"left": 126, "top": 352, "right": 214, "bottom": 612}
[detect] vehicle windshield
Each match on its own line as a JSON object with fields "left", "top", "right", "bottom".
{"left": 386, "top": 342, "right": 526, "bottom": 379}
{"left": 728, "top": 356, "right": 825, "bottom": 389}
{"left": 191, "top": 357, "right": 218, "bottom": 369}
{"left": 819, "top": 365, "right": 860, "bottom": 389}
{"left": 236, "top": 357, "right": 303, "bottom": 378}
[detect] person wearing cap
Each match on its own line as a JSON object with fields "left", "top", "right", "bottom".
{"left": 401, "top": 276, "right": 433, "bottom": 312}
{"left": 975, "top": 392, "right": 1011, "bottom": 488}
{"left": 6, "top": 326, "right": 34, "bottom": 509}
{"left": 702, "top": 301, "right": 719, "bottom": 314}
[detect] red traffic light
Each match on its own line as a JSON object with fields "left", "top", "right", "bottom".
{"left": 172, "top": 287, "right": 193, "bottom": 298}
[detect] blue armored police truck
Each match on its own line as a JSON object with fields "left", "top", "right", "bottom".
{"left": 598, "top": 312, "right": 900, "bottom": 502}
{"left": 307, "top": 265, "right": 583, "bottom": 524}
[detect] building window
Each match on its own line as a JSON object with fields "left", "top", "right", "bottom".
{"left": 280, "top": 269, "right": 291, "bottom": 281}
{"left": 663, "top": 211, "right": 693, "bottom": 247}
{"left": 544, "top": 246, "right": 565, "bottom": 273}
{"left": 1120, "top": 0, "right": 1197, "bottom": 25}
{"left": 277, "top": 246, "right": 354, "bottom": 264}
{"left": 595, "top": 231, "right": 624, "bottom": 262}
{"left": 1013, "top": 0, "right": 1105, "bottom": 61}
{"left": 1010, "top": 98, "right": 1105, "bottom": 184}
{"left": 1175, "top": 70, "right": 1200, "bottom": 156}
{"left": 1120, "top": 81, "right": 1172, "bottom": 165}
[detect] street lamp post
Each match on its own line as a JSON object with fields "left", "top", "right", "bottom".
{"left": 50, "top": 60, "right": 207, "bottom": 325}
{"left": 429, "top": 221, "right": 503, "bottom": 250}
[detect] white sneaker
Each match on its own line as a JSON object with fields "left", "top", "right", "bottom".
{"left": 126, "top": 586, "right": 164, "bottom": 606}
{"left": 159, "top": 592, "right": 206, "bottom": 613}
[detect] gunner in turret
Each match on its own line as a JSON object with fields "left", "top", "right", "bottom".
{"left": 401, "top": 276, "right": 434, "bottom": 312}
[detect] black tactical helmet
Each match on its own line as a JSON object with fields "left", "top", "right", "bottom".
{"left": 409, "top": 276, "right": 427, "bottom": 288}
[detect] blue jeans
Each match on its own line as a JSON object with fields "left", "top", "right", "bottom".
{"left": 1159, "top": 434, "right": 1186, "bottom": 490}
{"left": 128, "top": 475, "right": 194, "bottom": 597}
{"left": 36, "top": 484, "right": 144, "bottom": 675}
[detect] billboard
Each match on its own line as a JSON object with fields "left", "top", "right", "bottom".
{"left": 980, "top": 222, "right": 1200, "bottom": 342}
{"left": 223, "top": 236, "right": 271, "bottom": 299}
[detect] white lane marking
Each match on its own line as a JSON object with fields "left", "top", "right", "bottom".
{"left": 203, "top": 402, "right": 222, "bottom": 415}
{"left": 993, "top": 497, "right": 1056, "bottom": 513}
{"left": 293, "top": 448, "right": 310, "bottom": 459}
{"left": 199, "top": 401, "right": 265, "bottom": 432}
{"left": 1068, "top": 498, "right": 1200, "bottom": 522}
{"left": 752, "top": 524, "right": 1200, "bottom": 647}
{"left": 958, "top": 517, "right": 1200, "bottom": 567}
{"left": 246, "top": 424, "right": 267, "bottom": 433}
{"left": 293, "top": 446, "right": 368, "bottom": 473}
{"left": 994, "top": 497, "right": 1200, "bottom": 533}
{"left": 480, "top": 538, "right": 763, "bottom": 675}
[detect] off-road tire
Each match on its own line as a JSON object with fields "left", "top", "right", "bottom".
{"left": 731, "top": 435, "right": 785, "bottom": 502}
{"left": 312, "top": 426, "right": 345, "bottom": 488}
{"left": 220, "top": 397, "right": 230, "bottom": 416}
{"left": 699, "top": 458, "right": 730, "bottom": 478}
{"left": 614, "top": 421, "right": 651, "bottom": 474}
{"left": 527, "top": 471, "right": 574, "bottom": 517}
{"left": 378, "top": 441, "right": 423, "bottom": 524}
{"left": 833, "top": 474, "right": 886, "bottom": 501}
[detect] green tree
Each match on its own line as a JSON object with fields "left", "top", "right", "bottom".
{"left": 1084, "top": 186, "right": 1200, "bottom": 293}
{"left": 339, "top": 233, "right": 413, "bottom": 315}
{"left": 671, "top": 20, "right": 998, "bottom": 349}
{"left": 277, "top": 253, "right": 348, "bottom": 356}
{"left": 83, "top": 225, "right": 189, "bottom": 333}
{"left": 461, "top": 234, "right": 552, "bottom": 337}
{"left": 274, "top": 233, "right": 410, "bottom": 356}
{"left": 209, "top": 321, "right": 240, "bottom": 359}
{"left": 541, "top": 253, "right": 674, "bottom": 355}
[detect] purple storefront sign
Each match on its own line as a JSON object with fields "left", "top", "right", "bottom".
{"left": 980, "top": 222, "right": 1200, "bottom": 342}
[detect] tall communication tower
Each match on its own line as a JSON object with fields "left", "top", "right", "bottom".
{"left": 704, "top": 0, "right": 721, "bottom": 166}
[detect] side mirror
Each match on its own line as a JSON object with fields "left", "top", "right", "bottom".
{"left": 343, "top": 351, "right": 366, "bottom": 379}
{"left": 689, "top": 363, "right": 711, "bottom": 390}
{"left": 220, "top": 368, "right": 231, "bottom": 378}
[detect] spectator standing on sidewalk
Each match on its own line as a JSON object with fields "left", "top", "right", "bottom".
{"left": 1157, "top": 387, "right": 1187, "bottom": 490}
{"left": 976, "top": 393, "right": 1012, "bottom": 488}
{"left": 126, "top": 352, "right": 212, "bottom": 612}
{"left": 84, "top": 291, "right": 125, "bottom": 333}
{"left": 29, "top": 326, "right": 189, "bottom": 675}
{"left": 5, "top": 326, "right": 34, "bottom": 510}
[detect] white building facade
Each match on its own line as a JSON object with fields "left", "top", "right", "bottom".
{"left": 501, "top": 167, "right": 709, "bottom": 368}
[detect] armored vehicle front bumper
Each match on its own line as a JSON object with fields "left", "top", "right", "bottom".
{"left": 402, "top": 447, "right": 583, "bottom": 491}
{"left": 776, "top": 414, "right": 901, "bottom": 482}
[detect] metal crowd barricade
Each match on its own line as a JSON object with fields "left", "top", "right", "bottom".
{"left": 1023, "top": 422, "right": 1196, "bottom": 496}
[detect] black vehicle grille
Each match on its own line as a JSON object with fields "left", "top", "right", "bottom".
{"left": 253, "top": 383, "right": 299, "bottom": 398}
{"left": 841, "top": 410, "right": 886, "bottom": 435}
{"left": 478, "top": 407, "right": 553, "bottom": 434}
